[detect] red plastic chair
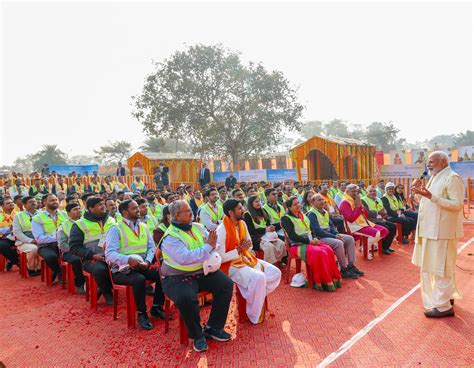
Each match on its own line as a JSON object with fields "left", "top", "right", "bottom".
{"left": 0, "top": 254, "right": 6, "bottom": 272}
{"left": 19, "top": 251, "right": 28, "bottom": 278}
{"left": 83, "top": 270, "right": 98, "bottom": 308}
{"left": 343, "top": 219, "right": 382, "bottom": 259}
{"left": 59, "top": 253, "right": 75, "bottom": 294}
{"left": 280, "top": 226, "right": 314, "bottom": 289}
{"left": 40, "top": 257, "right": 53, "bottom": 286}
{"left": 396, "top": 223, "right": 403, "bottom": 243}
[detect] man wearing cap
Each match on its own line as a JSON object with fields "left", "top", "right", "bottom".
{"left": 411, "top": 151, "right": 464, "bottom": 318}
{"left": 216, "top": 199, "right": 281, "bottom": 325}
{"left": 382, "top": 182, "right": 416, "bottom": 244}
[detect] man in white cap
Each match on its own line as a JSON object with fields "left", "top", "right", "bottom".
{"left": 216, "top": 199, "right": 281, "bottom": 324}
{"left": 411, "top": 151, "right": 464, "bottom": 318}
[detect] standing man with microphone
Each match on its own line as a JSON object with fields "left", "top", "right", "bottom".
{"left": 411, "top": 151, "right": 464, "bottom": 318}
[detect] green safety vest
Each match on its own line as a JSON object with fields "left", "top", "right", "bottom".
{"left": 329, "top": 188, "right": 340, "bottom": 198}
{"left": 263, "top": 203, "right": 285, "bottom": 224}
{"left": 141, "top": 215, "right": 158, "bottom": 233}
{"left": 32, "top": 211, "right": 67, "bottom": 236}
{"left": 75, "top": 217, "right": 115, "bottom": 246}
{"left": 60, "top": 219, "right": 75, "bottom": 237}
{"left": 307, "top": 208, "right": 330, "bottom": 230}
{"left": 16, "top": 211, "right": 36, "bottom": 233}
{"left": 364, "top": 197, "right": 384, "bottom": 213}
{"left": 383, "top": 194, "right": 401, "bottom": 211}
{"left": 110, "top": 213, "right": 122, "bottom": 223}
{"left": 359, "top": 188, "right": 367, "bottom": 198}
{"left": 284, "top": 214, "right": 312, "bottom": 243}
{"left": 114, "top": 221, "right": 148, "bottom": 255}
{"left": 161, "top": 223, "right": 206, "bottom": 272}
{"left": 157, "top": 223, "right": 168, "bottom": 233}
{"left": 201, "top": 203, "right": 223, "bottom": 223}
{"left": 148, "top": 203, "right": 163, "bottom": 221}
{"left": 250, "top": 214, "right": 266, "bottom": 229}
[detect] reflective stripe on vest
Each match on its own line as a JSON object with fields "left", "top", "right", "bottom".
{"left": 250, "top": 215, "right": 266, "bottom": 229}
{"left": 285, "top": 214, "right": 312, "bottom": 237}
{"left": 365, "top": 197, "right": 383, "bottom": 212}
{"left": 308, "top": 208, "right": 330, "bottom": 230}
{"left": 115, "top": 221, "right": 148, "bottom": 255}
{"left": 76, "top": 217, "right": 115, "bottom": 245}
{"left": 161, "top": 223, "right": 205, "bottom": 272}
{"left": 61, "top": 219, "right": 75, "bottom": 237}
{"left": 142, "top": 216, "right": 158, "bottom": 233}
{"left": 158, "top": 223, "right": 168, "bottom": 232}
{"left": 148, "top": 204, "right": 163, "bottom": 220}
{"left": 201, "top": 203, "right": 223, "bottom": 223}
{"left": 17, "top": 211, "right": 33, "bottom": 233}
{"left": 263, "top": 203, "right": 285, "bottom": 224}
{"left": 32, "top": 211, "right": 66, "bottom": 236}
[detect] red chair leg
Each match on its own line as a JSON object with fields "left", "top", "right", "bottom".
{"left": 0, "top": 254, "right": 6, "bottom": 273}
{"left": 67, "top": 263, "right": 75, "bottom": 294}
{"left": 40, "top": 259, "right": 45, "bottom": 282}
{"left": 179, "top": 315, "right": 188, "bottom": 345}
{"left": 20, "top": 252, "right": 28, "bottom": 278}
{"left": 362, "top": 238, "right": 368, "bottom": 260}
{"left": 126, "top": 286, "right": 136, "bottom": 329}
{"left": 396, "top": 223, "right": 403, "bottom": 243}
{"left": 164, "top": 298, "right": 171, "bottom": 333}
{"left": 61, "top": 264, "right": 67, "bottom": 289}
{"left": 113, "top": 289, "right": 119, "bottom": 320}
{"left": 285, "top": 257, "right": 292, "bottom": 284}
{"left": 45, "top": 266, "right": 52, "bottom": 286}
{"left": 377, "top": 239, "right": 383, "bottom": 257}
{"left": 295, "top": 259, "right": 302, "bottom": 274}
{"left": 236, "top": 287, "right": 247, "bottom": 323}
{"left": 306, "top": 265, "right": 314, "bottom": 289}
{"left": 90, "top": 277, "right": 98, "bottom": 309}
{"left": 84, "top": 275, "right": 90, "bottom": 302}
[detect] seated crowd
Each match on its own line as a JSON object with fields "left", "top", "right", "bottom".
{"left": 0, "top": 173, "right": 418, "bottom": 352}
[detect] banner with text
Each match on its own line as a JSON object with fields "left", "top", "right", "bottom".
{"left": 378, "top": 164, "right": 424, "bottom": 179}
{"left": 49, "top": 164, "right": 99, "bottom": 175}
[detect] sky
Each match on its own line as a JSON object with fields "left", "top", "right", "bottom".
{"left": 1, "top": 1, "right": 473, "bottom": 165}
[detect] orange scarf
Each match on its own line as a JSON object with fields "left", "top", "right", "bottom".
{"left": 221, "top": 215, "right": 257, "bottom": 274}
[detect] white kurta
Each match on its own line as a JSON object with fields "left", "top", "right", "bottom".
{"left": 216, "top": 221, "right": 281, "bottom": 324}
{"left": 412, "top": 166, "right": 464, "bottom": 310}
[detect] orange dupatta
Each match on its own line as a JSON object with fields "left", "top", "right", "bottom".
{"left": 221, "top": 215, "right": 258, "bottom": 274}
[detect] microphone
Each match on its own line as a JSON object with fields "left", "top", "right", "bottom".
{"left": 419, "top": 171, "right": 428, "bottom": 180}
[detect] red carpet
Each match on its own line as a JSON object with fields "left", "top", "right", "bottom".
{"left": 1, "top": 224, "right": 473, "bottom": 367}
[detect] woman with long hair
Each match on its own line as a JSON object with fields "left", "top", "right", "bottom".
{"left": 281, "top": 196, "right": 342, "bottom": 291}
{"left": 395, "top": 184, "right": 418, "bottom": 222}
{"left": 301, "top": 190, "right": 314, "bottom": 213}
{"left": 244, "top": 195, "right": 286, "bottom": 265}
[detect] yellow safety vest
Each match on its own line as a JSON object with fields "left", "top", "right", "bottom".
{"left": 263, "top": 203, "right": 285, "bottom": 224}
{"left": 32, "top": 211, "right": 67, "bottom": 236}
{"left": 114, "top": 221, "right": 148, "bottom": 255}
{"left": 308, "top": 208, "right": 330, "bottom": 230}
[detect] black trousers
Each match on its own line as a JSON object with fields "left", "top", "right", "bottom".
{"left": 162, "top": 270, "right": 233, "bottom": 339}
{"left": 0, "top": 238, "right": 18, "bottom": 264}
{"left": 386, "top": 216, "right": 416, "bottom": 237}
{"left": 38, "top": 243, "right": 60, "bottom": 274}
{"left": 373, "top": 219, "right": 397, "bottom": 250}
{"left": 330, "top": 216, "right": 346, "bottom": 234}
{"left": 82, "top": 260, "right": 112, "bottom": 293}
{"left": 112, "top": 268, "right": 165, "bottom": 313}
{"left": 62, "top": 252, "right": 86, "bottom": 287}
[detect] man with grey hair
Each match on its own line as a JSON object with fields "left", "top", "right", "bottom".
{"left": 160, "top": 200, "right": 233, "bottom": 352}
{"left": 411, "top": 151, "right": 464, "bottom": 318}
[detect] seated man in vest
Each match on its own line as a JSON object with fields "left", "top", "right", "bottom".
{"left": 106, "top": 198, "right": 122, "bottom": 222}
{"left": 362, "top": 185, "right": 396, "bottom": 254}
{"left": 216, "top": 199, "right": 281, "bottom": 324}
{"left": 199, "top": 188, "right": 224, "bottom": 232}
{"left": 69, "top": 197, "right": 115, "bottom": 305}
{"left": 29, "top": 177, "right": 49, "bottom": 200}
{"left": 71, "top": 177, "right": 85, "bottom": 195}
{"left": 131, "top": 176, "right": 146, "bottom": 192}
{"left": 333, "top": 181, "right": 347, "bottom": 207}
{"left": 12, "top": 196, "right": 41, "bottom": 276}
{"left": 160, "top": 200, "right": 233, "bottom": 352}
{"left": 136, "top": 198, "right": 158, "bottom": 233}
{"left": 87, "top": 176, "right": 104, "bottom": 194}
{"left": 52, "top": 176, "right": 69, "bottom": 196}
{"left": 263, "top": 188, "right": 286, "bottom": 237}
{"left": 105, "top": 200, "right": 167, "bottom": 330}
{"left": 57, "top": 203, "right": 86, "bottom": 294}
{"left": 339, "top": 184, "right": 389, "bottom": 259}
{"left": 31, "top": 194, "right": 67, "bottom": 282}
{"left": 307, "top": 194, "right": 363, "bottom": 278}
{"left": 381, "top": 182, "right": 416, "bottom": 244}
{"left": 319, "top": 184, "right": 345, "bottom": 234}
{"left": 145, "top": 189, "right": 162, "bottom": 221}
{"left": 10, "top": 178, "right": 29, "bottom": 198}
{"left": 0, "top": 197, "right": 19, "bottom": 271}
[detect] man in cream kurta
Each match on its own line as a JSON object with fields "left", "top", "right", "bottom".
{"left": 412, "top": 151, "right": 464, "bottom": 318}
{"left": 216, "top": 199, "right": 281, "bottom": 324}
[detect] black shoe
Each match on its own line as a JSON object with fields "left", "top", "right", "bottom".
{"left": 103, "top": 292, "right": 114, "bottom": 306}
{"left": 424, "top": 308, "right": 455, "bottom": 318}
{"left": 193, "top": 336, "right": 208, "bottom": 352}
{"left": 203, "top": 326, "right": 231, "bottom": 342}
{"left": 349, "top": 264, "right": 364, "bottom": 276}
{"left": 28, "top": 269, "right": 41, "bottom": 277}
{"left": 145, "top": 284, "right": 154, "bottom": 296}
{"left": 388, "top": 248, "right": 395, "bottom": 253}
{"left": 6, "top": 261, "right": 13, "bottom": 272}
{"left": 382, "top": 249, "right": 392, "bottom": 255}
{"left": 402, "top": 237, "right": 409, "bottom": 244}
{"left": 137, "top": 312, "right": 154, "bottom": 330}
{"left": 76, "top": 285, "right": 86, "bottom": 295}
{"left": 150, "top": 306, "right": 172, "bottom": 320}
{"left": 341, "top": 267, "right": 359, "bottom": 279}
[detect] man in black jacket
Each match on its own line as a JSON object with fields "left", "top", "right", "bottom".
{"left": 225, "top": 173, "right": 237, "bottom": 191}
{"left": 198, "top": 163, "right": 211, "bottom": 188}
{"left": 69, "top": 197, "right": 115, "bottom": 305}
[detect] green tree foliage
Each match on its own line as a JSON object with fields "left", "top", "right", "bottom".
{"left": 132, "top": 44, "right": 304, "bottom": 165}
{"left": 453, "top": 130, "right": 474, "bottom": 147}
{"left": 300, "top": 120, "right": 324, "bottom": 139}
{"left": 31, "top": 145, "right": 67, "bottom": 171}
{"left": 363, "top": 122, "right": 400, "bottom": 150}
{"left": 140, "top": 136, "right": 191, "bottom": 153}
{"left": 323, "top": 119, "right": 351, "bottom": 138}
{"left": 94, "top": 140, "right": 132, "bottom": 164}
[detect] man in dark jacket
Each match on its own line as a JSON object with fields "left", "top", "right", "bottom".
{"left": 69, "top": 197, "right": 115, "bottom": 305}
{"left": 225, "top": 173, "right": 237, "bottom": 191}
{"left": 198, "top": 163, "right": 211, "bottom": 188}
